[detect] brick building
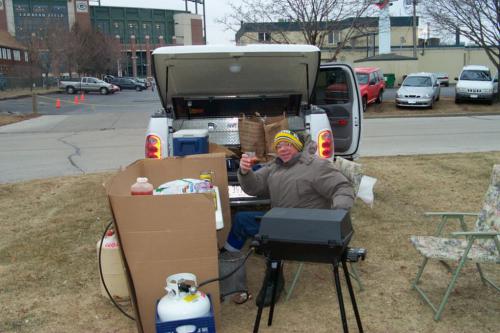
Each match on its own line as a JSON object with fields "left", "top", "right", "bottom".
{"left": 0, "top": 0, "right": 203, "bottom": 78}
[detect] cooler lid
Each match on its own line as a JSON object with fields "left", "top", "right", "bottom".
{"left": 152, "top": 44, "right": 321, "bottom": 116}
{"left": 172, "top": 129, "right": 209, "bottom": 138}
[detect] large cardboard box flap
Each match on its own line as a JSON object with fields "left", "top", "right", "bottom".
{"left": 106, "top": 154, "right": 230, "bottom": 333}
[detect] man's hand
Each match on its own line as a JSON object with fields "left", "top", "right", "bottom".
{"left": 240, "top": 153, "right": 253, "bottom": 175}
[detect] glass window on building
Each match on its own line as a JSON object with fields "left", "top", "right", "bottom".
{"left": 6, "top": 49, "right": 11, "bottom": 60}
{"left": 24, "top": 51, "right": 29, "bottom": 62}
{"left": 112, "top": 21, "right": 124, "bottom": 42}
{"left": 96, "top": 20, "right": 110, "bottom": 34}
{"left": 258, "top": 32, "right": 271, "bottom": 42}
{"left": 141, "top": 22, "right": 152, "bottom": 42}
{"left": 328, "top": 31, "right": 334, "bottom": 44}
{"left": 13, "top": 50, "right": 21, "bottom": 61}
{"left": 127, "top": 21, "right": 139, "bottom": 40}
{"left": 153, "top": 22, "right": 165, "bottom": 43}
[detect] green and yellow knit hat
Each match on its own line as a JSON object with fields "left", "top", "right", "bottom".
{"left": 273, "top": 130, "right": 304, "bottom": 152}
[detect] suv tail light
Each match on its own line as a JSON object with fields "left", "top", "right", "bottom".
{"left": 317, "top": 129, "right": 333, "bottom": 159}
{"left": 145, "top": 134, "right": 162, "bottom": 159}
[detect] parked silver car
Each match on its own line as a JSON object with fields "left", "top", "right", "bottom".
{"left": 435, "top": 72, "right": 449, "bottom": 87}
{"left": 396, "top": 72, "right": 441, "bottom": 109}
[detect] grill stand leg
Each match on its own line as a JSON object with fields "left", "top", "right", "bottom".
{"left": 342, "top": 259, "right": 364, "bottom": 332}
{"left": 253, "top": 258, "right": 278, "bottom": 333}
{"left": 333, "top": 260, "right": 349, "bottom": 333}
{"left": 267, "top": 260, "right": 281, "bottom": 326}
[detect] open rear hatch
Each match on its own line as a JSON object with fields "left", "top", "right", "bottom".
{"left": 152, "top": 44, "right": 320, "bottom": 118}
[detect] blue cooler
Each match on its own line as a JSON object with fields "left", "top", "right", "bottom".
{"left": 173, "top": 129, "right": 209, "bottom": 156}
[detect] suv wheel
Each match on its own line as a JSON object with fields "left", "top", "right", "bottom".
{"left": 100, "top": 87, "right": 108, "bottom": 95}
{"left": 66, "top": 86, "right": 75, "bottom": 94}
{"left": 362, "top": 96, "right": 367, "bottom": 112}
{"left": 136, "top": 86, "right": 142, "bottom": 91}
{"left": 375, "top": 90, "right": 383, "bottom": 104}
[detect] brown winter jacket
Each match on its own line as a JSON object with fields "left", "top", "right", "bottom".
{"left": 238, "top": 151, "right": 355, "bottom": 210}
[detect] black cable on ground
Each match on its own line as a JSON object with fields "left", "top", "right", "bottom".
{"left": 98, "top": 220, "right": 135, "bottom": 321}
{"left": 198, "top": 248, "right": 255, "bottom": 289}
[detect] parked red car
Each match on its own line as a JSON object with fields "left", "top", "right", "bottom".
{"left": 354, "top": 67, "right": 385, "bottom": 111}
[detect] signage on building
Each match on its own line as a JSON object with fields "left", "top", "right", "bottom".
{"left": 76, "top": 1, "right": 89, "bottom": 13}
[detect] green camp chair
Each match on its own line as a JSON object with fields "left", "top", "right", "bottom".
{"left": 410, "top": 164, "right": 500, "bottom": 321}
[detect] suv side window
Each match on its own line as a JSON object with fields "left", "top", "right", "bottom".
{"left": 314, "top": 68, "right": 351, "bottom": 104}
{"left": 377, "top": 70, "right": 384, "bottom": 81}
{"left": 369, "top": 73, "right": 377, "bottom": 84}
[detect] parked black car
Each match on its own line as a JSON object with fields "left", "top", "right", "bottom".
{"left": 109, "top": 77, "right": 146, "bottom": 91}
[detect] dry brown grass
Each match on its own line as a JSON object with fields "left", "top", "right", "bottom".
{"left": 1, "top": 153, "right": 499, "bottom": 333}
{"left": 0, "top": 114, "right": 40, "bottom": 126}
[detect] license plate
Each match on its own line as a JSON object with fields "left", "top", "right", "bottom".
{"left": 470, "top": 94, "right": 478, "bottom": 98}
{"left": 408, "top": 100, "right": 416, "bottom": 104}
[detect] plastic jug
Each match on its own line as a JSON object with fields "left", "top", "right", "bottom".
{"left": 131, "top": 177, "right": 154, "bottom": 195}
{"left": 97, "top": 229, "right": 130, "bottom": 302}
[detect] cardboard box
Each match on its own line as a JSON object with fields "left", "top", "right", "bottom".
{"left": 106, "top": 153, "right": 231, "bottom": 333}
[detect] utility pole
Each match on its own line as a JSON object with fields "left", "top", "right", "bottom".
{"left": 412, "top": 0, "right": 417, "bottom": 58}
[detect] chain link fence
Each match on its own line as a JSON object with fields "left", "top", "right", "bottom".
{"left": 0, "top": 75, "right": 60, "bottom": 91}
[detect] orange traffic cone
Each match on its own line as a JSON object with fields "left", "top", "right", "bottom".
{"left": 74, "top": 95, "right": 79, "bottom": 105}
{"left": 80, "top": 92, "right": 85, "bottom": 101}
{"left": 56, "top": 98, "right": 61, "bottom": 109}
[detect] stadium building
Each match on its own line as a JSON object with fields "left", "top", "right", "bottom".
{"left": 0, "top": 0, "right": 203, "bottom": 77}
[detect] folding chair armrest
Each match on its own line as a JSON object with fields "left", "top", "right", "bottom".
{"left": 424, "top": 212, "right": 479, "bottom": 218}
{"left": 451, "top": 231, "right": 499, "bottom": 238}
{"left": 424, "top": 212, "right": 479, "bottom": 236}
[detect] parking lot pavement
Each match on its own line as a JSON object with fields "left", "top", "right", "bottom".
{"left": 0, "top": 89, "right": 162, "bottom": 115}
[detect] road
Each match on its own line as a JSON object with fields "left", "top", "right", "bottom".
{"left": 0, "top": 90, "right": 499, "bottom": 183}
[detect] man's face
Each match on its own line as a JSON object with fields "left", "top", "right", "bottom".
{"left": 276, "top": 142, "right": 300, "bottom": 163}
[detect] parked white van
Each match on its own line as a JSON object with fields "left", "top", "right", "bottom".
{"left": 455, "top": 65, "right": 498, "bottom": 104}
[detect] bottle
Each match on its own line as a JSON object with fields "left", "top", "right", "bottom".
{"left": 131, "top": 177, "right": 154, "bottom": 195}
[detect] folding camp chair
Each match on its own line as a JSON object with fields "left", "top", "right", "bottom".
{"left": 410, "top": 164, "right": 500, "bottom": 320}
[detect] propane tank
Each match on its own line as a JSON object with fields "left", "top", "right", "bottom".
{"left": 157, "top": 273, "right": 211, "bottom": 326}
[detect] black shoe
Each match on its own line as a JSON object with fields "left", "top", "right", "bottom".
{"left": 256, "top": 264, "right": 285, "bottom": 307}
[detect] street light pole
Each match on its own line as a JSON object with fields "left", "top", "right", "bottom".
{"left": 412, "top": 0, "right": 417, "bottom": 58}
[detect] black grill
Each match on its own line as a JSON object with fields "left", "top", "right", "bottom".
{"left": 252, "top": 208, "right": 364, "bottom": 333}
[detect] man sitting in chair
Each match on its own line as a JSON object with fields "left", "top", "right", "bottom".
{"left": 222, "top": 130, "right": 355, "bottom": 306}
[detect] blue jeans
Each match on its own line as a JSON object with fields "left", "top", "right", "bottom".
{"left": 226, "top": 211, "right": 263, "bottom": 250}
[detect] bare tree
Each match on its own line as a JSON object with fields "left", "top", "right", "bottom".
{"left": 217, "top": 0, "right": 374, "bottom": 59}
{"left": 66, "top": 23, "right": 122, "bottom": 77}
{"left": 423, "top": 0, "right": 500, "bottom": 99}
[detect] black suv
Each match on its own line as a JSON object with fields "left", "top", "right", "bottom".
{"left": 109, "top": 77, "right": 146, "bottom": 91}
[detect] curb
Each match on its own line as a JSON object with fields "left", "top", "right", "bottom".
{"left": 364, "top": 111, "right": 500, "bottom": 119}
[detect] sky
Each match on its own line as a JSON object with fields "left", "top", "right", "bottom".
{"left": 93, "top": 0, "right": 419, "bottom": 45}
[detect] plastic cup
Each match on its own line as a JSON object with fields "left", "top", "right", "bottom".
{"left": 245, "top": 152, "right": 258, "bottom": 165}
